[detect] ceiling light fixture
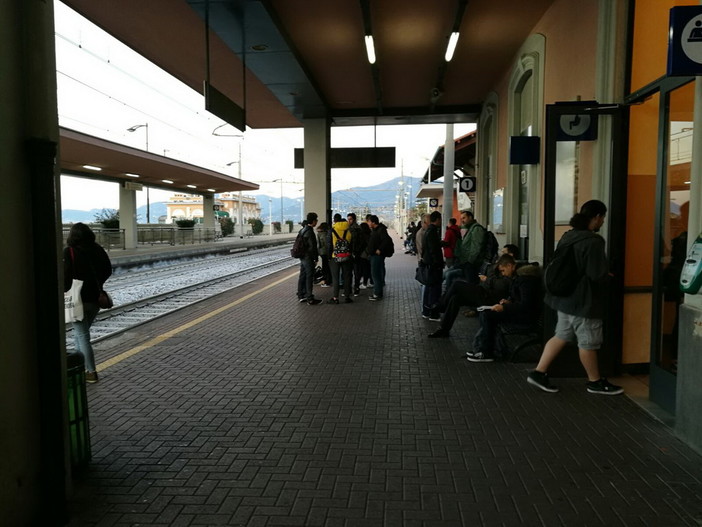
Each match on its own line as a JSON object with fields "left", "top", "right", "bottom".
{"left": 162, "top": 179, "right": 174, "bottom": 184}
{"left": 187, "top": 184, "right": 197, "bottom": 189}
{"left": 82, "top": 165, "right": 102, "bottom": 171}
{"left": 365, "top": 35, "right": 376, "bottom": 64}
{"left": 207, "top": 188, "right": 216, "bottom": 192}
{"left": 125, "top": 173, "right": 140, "bottom": 178}
{"left": 445, "top": 32, "right": 460, "bottom": 62}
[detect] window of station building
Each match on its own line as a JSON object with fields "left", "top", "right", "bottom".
{"left": 630, "top": 0, "right": 699, "bottom": 91}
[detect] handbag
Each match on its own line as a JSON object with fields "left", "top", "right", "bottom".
{"left": 415, "top": 261, "right": 442, "bottom": 286}
{"left": 98, "top": 290, "right": 113, "bottom": 309}
{"left": 65, "top": 247, "right": 85, "bottom": 322}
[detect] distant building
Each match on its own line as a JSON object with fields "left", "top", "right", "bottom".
{"left": 166, "top": 193, "right": 261, "bottom": 224}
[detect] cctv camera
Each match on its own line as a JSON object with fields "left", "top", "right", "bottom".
{"left": 430, "top": 88, "right": 443, "bottom": 104}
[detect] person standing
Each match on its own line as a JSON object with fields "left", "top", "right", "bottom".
{"left": 328, "top": 213, "right": 354, "bottom": 304}
{"left": 63, "top": 222, "right": 112, "bottom": 383}
{"left": 358, "top": 221, "right": 372, "bottom": 289}
{"left": 297, "top": 212, "right": 323, "bottom": 305}
{"left": 347, "top": 212, "right": 365, "bottom": 296}
{"left": 444, "top": 210, "right": 486, "bottom": 290}
{"left": 442, "top": 217, "right": 461, "bottom": 268}
{"left": 316, "top": 222, "right": 332, "bottom": 287}
{"left": 526, "top": 200, "right": 623, "bottom": 395}
{"left": 366, "top": 214, "right": 393, "bottom": 301}
{"left": 421, "top": 211, "right": 444, "bottom": 320}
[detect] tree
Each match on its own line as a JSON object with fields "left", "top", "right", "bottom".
{"left": 272, "top": 221, "right": 281, "bottom": 233}
{"left": 248, "top": 218, "right": 264, "bottom": 235}
{"left": 219, "top": 217, "right": 234, "bottom": 236}
{"left": 94, "top": 208, "right": 119, "bottom": 229}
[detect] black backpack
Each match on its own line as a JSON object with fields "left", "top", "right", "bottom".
{"left": 484, "top": 230, "right": 499, "bottom": 263}
{"left": 290, "top": 227, "right": 309, "bottom": 259}
{"left": 543, "top": 238, "right": 584, "bottom": 297}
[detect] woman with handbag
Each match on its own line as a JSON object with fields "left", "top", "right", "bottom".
{"left": 63, "top": 222, "right": 112, "bottom": 383}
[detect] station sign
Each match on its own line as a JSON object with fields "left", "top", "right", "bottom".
{"left": 459, "top": 177, "right": 476, "bottom": 193}
{"left": 557, "top": 113, "right": 597, "bottom": 141}
{"left": 429, "top": 198, "right": 439, "bottom": 208}
{"left": 668, "top": 6, "right": 702, "bottom": 76}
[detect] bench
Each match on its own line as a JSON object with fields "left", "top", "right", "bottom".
{"left": 496, "top": 311, "right": 544, "bottom": 363}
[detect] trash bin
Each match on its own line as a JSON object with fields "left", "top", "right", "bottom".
{"left": 66, "top": 351, "right": 91, "bottom": 469}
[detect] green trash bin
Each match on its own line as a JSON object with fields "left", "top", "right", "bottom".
{"left": 66, "top": 351, "right": 91, "bottom": 469}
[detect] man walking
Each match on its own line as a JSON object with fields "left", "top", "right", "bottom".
{"left": 526, "top": 200, "right": 623, "bottom": 395}
{"left": 296, "top": 212, "right": 323, "bottom": 305}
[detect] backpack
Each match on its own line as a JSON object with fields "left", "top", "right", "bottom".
{"left": 332, "top": 229, "right": 352, "bottom": 262}
{"left": 384, "top": 234, "right": 395, "bottom": 257}
{"left": 543, "top": 239, "right": 583, "bottom": 297}
{"left": 290, "top": 227, "right": 309, "bottom": 259}
{"left": 484, "top": 230, "right": 499, "bottom": 263}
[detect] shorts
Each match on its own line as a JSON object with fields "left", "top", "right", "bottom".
{"left": 554, "top": 312, "right": 603, "bottom": 350}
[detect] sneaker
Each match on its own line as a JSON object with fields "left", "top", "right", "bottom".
{"left": 421, "top": 314, "right": 430, "bottom": 319}
{"left": 428, "top": 314, "right": 441, "bottom": 322}
{"left": 369, "top": 295, "right": 382, "bottom": 301}
{"left": 586, "top": 378, "right": 624, "bottom": 395}
{"left": 526, "top": 371, "right": 560, "bottom": 393}
{"left": 329, "top": 298, "right": 339, "bottom": 304}
{"left": 307, "top": 298, "right": 323, "bottom": 305}
{"left": 85, "top": 371, "right": 99, "bottom": 384}
{"left": 298, "top": 298, "right": 307, "bottom": 303}
{"left": 465, "top": 351, "right": 494, "bottom": 363}
{"left": 428, "top": 328, "right": 450, "bottom": 338}
{"left": 320, "top": 283, "right": 331, "bottom": 288}
{"left": 345, "top": 297, "right": 353, "bottom": 304}
{"left": 354, "top": 289, "right": 360, "bottom": 296}
{"left": 359, "top": 284, "right": 367, "bottom": 290}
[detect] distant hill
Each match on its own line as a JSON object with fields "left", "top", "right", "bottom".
{"left": 62, "top": 202, "right": 168, "bottom": 224}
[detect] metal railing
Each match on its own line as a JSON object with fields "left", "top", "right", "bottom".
{"left": 62, "top": 226, "right": 222, "bottom": 250}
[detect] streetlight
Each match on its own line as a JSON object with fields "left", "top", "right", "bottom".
{"left": 268, "top": 198, "right": 273, "bottom": 236}
{"left": 272, "top": 178, "right": 283, "bottom": 229}
{"left": 127, "top": 123, "right": 150, "bottom": 223}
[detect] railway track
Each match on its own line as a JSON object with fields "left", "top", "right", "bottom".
{"left": 66, "top": 247, "right": 297, "bottom": 347}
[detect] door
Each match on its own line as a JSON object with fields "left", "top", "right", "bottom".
{"left": 543, "top": 102, "right": 627, "bottom": 376}
{"left": 649, "top": 79, "right": 695, "bottom": 414}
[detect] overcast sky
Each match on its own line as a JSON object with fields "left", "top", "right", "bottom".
{"left": 55, "top": 0, "right": 475, "bottom": 211}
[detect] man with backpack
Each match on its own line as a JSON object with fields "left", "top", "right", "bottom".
{"left": 366, "top": 214, "right": 393, "bottom": 301}
{"left": 296, "top": 212, "right": 323, "bottom": 305}
{"left": 327, "top": 213, "right": 354, "bottom": 304}
{"left": 527, "top": 200, "right": 623, "bottom": 395}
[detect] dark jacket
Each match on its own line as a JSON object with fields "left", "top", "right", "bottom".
{"left": 300, "top": 225, "right": 318, "bottom": 261}
{"left": 545, "top": 229, "right": 609, "bottom": 318}
{"left": 63, "top": 243, "right": 113, "bottom": 303}
{"left": 500, "top": 264, "right": 542, "bottom": 324}
{"left": 421, "top": 223, "right": 444, "bottom": 269}
{"left": 367, "top": 223, "right": 393, "bottom": 257}
{"left": 348, "top": 222, "right": 365, "bottom": 256}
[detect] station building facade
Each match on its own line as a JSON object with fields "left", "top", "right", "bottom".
{"left": 2, "top": 0, "right": 702, "bottom": 523}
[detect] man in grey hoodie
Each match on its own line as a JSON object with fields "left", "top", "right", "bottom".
{"left": 526, "top": 200, "right": 623, "bottom": 395}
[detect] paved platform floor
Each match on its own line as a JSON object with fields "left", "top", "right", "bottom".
{"left": 68, "top": 241, "right": 702, "bottom": 526}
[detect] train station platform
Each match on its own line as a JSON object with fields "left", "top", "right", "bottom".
{"left": 106, "top": 232, "right": 298, "bottom": 268}
{"left": 67, "top": 234, "right": 702, "bottom": 526}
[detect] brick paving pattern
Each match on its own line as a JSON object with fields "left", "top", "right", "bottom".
{"left": 68, "top": 239, "right": 702, "bottom": 526}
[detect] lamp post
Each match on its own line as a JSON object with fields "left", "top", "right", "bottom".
{"left": 273, "top": 178, "right": 283, "bottom": 229}
{"left": 268, "top": 198, "right": 273, "bottom": 236}
{"left": 127, "top": 123, "right": 150, "bottom": 223}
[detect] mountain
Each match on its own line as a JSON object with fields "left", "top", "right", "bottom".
{"left": 62, "top": 202, "right": 168, "bottom": 224}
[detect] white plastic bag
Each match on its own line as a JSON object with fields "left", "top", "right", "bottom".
{"left": 64, "top": 279, "right": 84, "bottom": 322}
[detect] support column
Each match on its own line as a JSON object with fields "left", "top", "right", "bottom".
{"left": 119, "top": 184, "right": 138, "bottom": 249}
{"left": 202, "top": 193, "right": 215, "bottom": 236}
{"left": 1, "top": 0, "right": 67, "bottom": 522}
{"left": 442, "top": 123, "right": 455, "bottom": 232}
{"left": 303, "top": 118, "right": 331, "bottom": 223}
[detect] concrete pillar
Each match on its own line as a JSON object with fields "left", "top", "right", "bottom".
{"left": 119, "top": 184, "right": 138, "bottom": 249}
{"left": 1, "top": 0, "right": 68, "bottom": 522}
{"left": 442, "top": 123, "right": 455, "bottom": 232}
{"left": 303, "top": 118, "right": 331, "bottom": 223}
{"left": 202, "top": 193, "right": 215, "bottom": 232}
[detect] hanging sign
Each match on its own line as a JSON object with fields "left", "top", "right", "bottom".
{"left": 429, "top": 198, "right": 439, "bottom": 208}
{"left": 556, "top": 114, "right": 598, "bottom": 141}
{"left": 459, "top": 177, "right": 476, "bottom": 193}
{"left": 667, "top": 6, "right": 702, "bottom": 76}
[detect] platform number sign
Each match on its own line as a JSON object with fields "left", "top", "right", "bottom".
{"left": 668, "top": 6, "right": 702, "bottom": 76}
{"left": 459, "top": 177, "right": 476, "bottom": 193}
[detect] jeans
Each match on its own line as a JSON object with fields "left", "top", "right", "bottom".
{"left": 297, "top": 258, "right": 315, "bottom": 300}
{"left": 370, "top": 255, "right": 386, "bottom": 297}
{"left": 422, "top": 283, "right": 442, "bottom": 317}
{"left": 472, "top": 309, "right": 510, "bottom": 358}
{"left": 73, "top": 301, "right": 100, "bottom": 372}
{"left": 438, "top": 282, "right": 489, "bottom": 331}
{"left": 444, "top": 262, "right": 479, "bottom": 291}
{"left": 330, "top": 259, "right": 353, "bottom": 298}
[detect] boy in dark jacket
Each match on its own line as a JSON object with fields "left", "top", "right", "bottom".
{"left": 297, "top": 212, "right": 322, "bottom": 305}
{"left": 366, "top": 215, "right": 392, "bottom": 300}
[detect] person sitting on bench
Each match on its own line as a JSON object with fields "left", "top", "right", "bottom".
{"left": 464, "top": 256, "right": 542, "bottom": 362}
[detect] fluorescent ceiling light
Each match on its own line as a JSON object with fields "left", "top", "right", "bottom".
{"left": 207, "top": 188, "right": 216, "bottom": 192}
{"left": 82, "top": 164, "right": 102, "bottom": 171}
{"left": 685, "top": 180, "right": 691, "bottom": 184}
{"left": 186, "top": 184, "right": 197, "bottom": 188}
{"left": 445, "top": 32, "right": 460, "bottom": 62}
{"left": 162, "top": 179, "right": 174, "bottom": 184}
{"left": 365, "top": 35, "right": 376, "bottom": 64}
{"left": 125, "top": 173, "right": 140, "bottom": 178}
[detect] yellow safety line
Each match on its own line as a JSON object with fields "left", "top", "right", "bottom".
{"left": 96, "top": 271, "right": 298, "bottom": 372}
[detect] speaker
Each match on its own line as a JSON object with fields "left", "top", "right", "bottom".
{"left": 509, "top": 136, "right": 540, "bottom": 165}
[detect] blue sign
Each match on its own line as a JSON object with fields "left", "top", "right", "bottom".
{"left": 667, "top": 6, "right": 702, "bottom": 76}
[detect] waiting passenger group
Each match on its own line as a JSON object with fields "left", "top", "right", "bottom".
{"left": 298, "top": 200, "right": 623, "bottom": 396}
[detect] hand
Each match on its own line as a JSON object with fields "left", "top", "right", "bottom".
{"left": 499, "top": 299, "right": 511, "bottom": 305}
{"left": 492, "top": 304, "right": 504, "bottom": 312}
{"left": 376, "top": 249, "right": 381, "bottom": 255}
{"left": 479, "top": 274, "right": 487, "bottom": 282}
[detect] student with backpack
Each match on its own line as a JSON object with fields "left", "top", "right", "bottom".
{"left": 527, "top": 200, "right": 623, "bottom": 395}
{"left": 295, "top": 212, "right": 323, "bottom": 305}
{"left": 327, "top": 213, "right": 354, "bottom": 304}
